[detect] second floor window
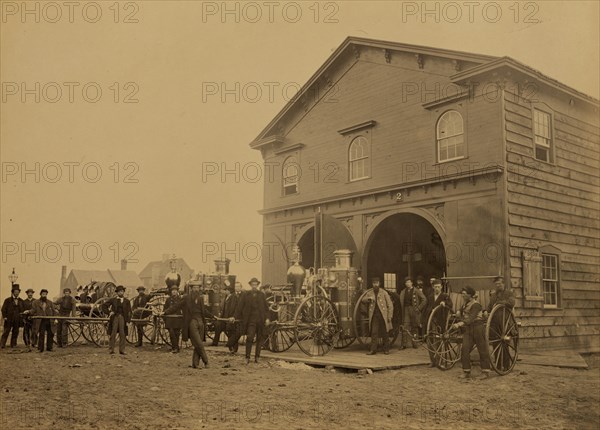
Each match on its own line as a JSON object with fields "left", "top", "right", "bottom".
{"left": 437, "top": 110, "right": 464, "bottom": 162}
{"left": 349, "top": 136, "right": 370, "bottom": 181}
{"left": 282, "top": 156, "right": 299, "bottom": 195}
{"left": 533, "top": 109, "right": 552, "bottom": 163}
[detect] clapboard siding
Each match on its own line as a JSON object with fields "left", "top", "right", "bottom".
{"left": 263, "top": 56, "right": 504, "bottom": 209}
{"left": 504, "top": 88, "right": 600, "bottom": 351}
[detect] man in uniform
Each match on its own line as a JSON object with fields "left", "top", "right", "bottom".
{"left": 399, "top": 277, "right": 427, "bottom": 349}
{"left": 451, "top": 286, "right": 491, "bottom": 379}
{"left": 426, "top": 279, "right": 453, "bottom": 366}
{"left": 1, "top": 284, "right": 24, "bottom": 348}
{"left": 103, "top": 285, "right": 132, "bottom": 355}
{"left": 231, "top": 278, "right": 270, "bottom": 364}
{"left": 361, "top": 277, "right": 394, "bottom": 355}
{"left": 22, "top": 288, "right": 36, "bottom": 350}
{"left": 164, "top": 283, "right": 209, "bottom": 368}
{"left": 30, "top": 289, "right": 56, "bottom": 352}
{"left": 163, "top": 285, "right": 184, "bottom": 353}
{"left": 131, "top": 286, "right": 151, "bottom": 347}
{"left": 56, "top": 288, "right": 76, "bottom": 347}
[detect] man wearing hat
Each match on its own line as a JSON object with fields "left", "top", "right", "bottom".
{"left": 102, "top": 285, "right": 132, "bottom": 355}
{"left": 164, "top": 282, "right": 209, "bottom": 368}
{"left": 225, "top": 282, "right": 243, "bottom": 354}
{"left": 398, "top": 277, "right": 427, "bottom": 349}
{"left": 451, "top": 286, "right": 491, "bottom": 379}
{"left": 1, "top": 284, "right": 24, "bottom": 348}
{"left": 231, "top": 277, "right": 270, "bottom": 364}
{"left": 361, "top": 277, "right": 394, "bottom": 355}
{"left": 56, "top": 288, "right": 76, "bottom": 347}
{"left": 427, "top": 279, "right": 453, "bottom": 367}
{"left": 212, "top": 285, "right": 238, "bottom": 348}
{"left": 30, "top": 289, "right": 57, "bottom": 352}
{"left": 79, "top": 286, "right": 90, "bottom": 304}
{"left": 163, "top": 285, "right": 184, "bottom": 353}
{"left": 132, "top": 286, "right": 151, "bottom": 347}
{"left": 486, "top": 276, "right": 515, "bottom": 313}
{"left": 21, "top": 288, "right": 36, "bottom": 350}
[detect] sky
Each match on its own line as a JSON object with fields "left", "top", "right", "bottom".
{"left": 1, "top": 0, "right": 599, "bottom": 299}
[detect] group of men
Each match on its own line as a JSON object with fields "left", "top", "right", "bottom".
{"left": 360, "top": 274, "right": 515, "bottom": 378}
{"left": 3, "top": 274, "right": 515, "bottom": 378}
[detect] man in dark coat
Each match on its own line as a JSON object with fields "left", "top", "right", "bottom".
{"left": 103, "top": 285, "right": 132, "bottom": 355}
{"left": 163, "top": 285, "right": 184, "bottom": 353}
{"left": 399, "top": 277, "right": 427, "bottom": 349}
{"left": 164, "top": 283, "right": 209, "bottom": 368}
{"left": 426, "top": 279, "right": 453, "bottom": 366}
{"left": 212, "top": 285, "right": 238, "bottom": 347}
{"left": 231, "top": 278, "right": 270, "bottom": 364}
{"left": 225, "top": 282, "right": 243, "bottom": 353}
{"left": 56, "top": 288, "right": 76, "bottom": 347}
{"left": 30, "top": 289, "right": 57, "bottom": 352}
{"left": 1, "top": 285, "right": 24, "bottom": 348}
{"left": 131, "top": 286, "right": 151, "bottom": 347}
{"left": 21, "top": 288, "right": 36, "bottom": 350}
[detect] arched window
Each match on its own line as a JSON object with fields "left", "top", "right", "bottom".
{"left": 436, "top": 110, "right": 464, "bottom": 162}
{"left": 349, "top": 136, "right": 370, "bottom": 181}
{"left": 282, "top": 156, "right": 299, "bottom": 195}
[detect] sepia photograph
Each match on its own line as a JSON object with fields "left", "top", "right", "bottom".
{"left": 1, "top": 1, "right": 599, "bottom": 429}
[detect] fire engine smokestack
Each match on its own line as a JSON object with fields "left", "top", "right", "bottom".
{"left": 214, "top": 258, "right": 230, "bottom": 275}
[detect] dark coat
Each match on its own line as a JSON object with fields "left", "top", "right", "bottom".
{"left": 399, "top": 287, "right": 427, "bottom": 325}
{"left": 30, "top": 299, "right": 57, "bottom": 333}
{"left": 487, "top": 288, "right": 516, "bottom": 313}
{"left": 164, "top": 294, "right": 206, "bottom": 342}
{"left": 163, "top": 295, "right": 184, "bottom": 330}
{"left": 103, "top": 297, "right": 132, "bottom": 334}
{"left": 427, "top": 292, "right": 453, "bottom": 328}
{"left": 220, "top": 293, "right": 238, "bottom": 319}
{"left": 2, "top": 296, "right": 24, "bottom": 323}
{"left": 56, "top": 295, "right": 76, "bottom": 316}
{"left": 132, "top": 293, "right": 151, "bottom": 310}
{"left": 234, "top": 290, "right": 269, "bottom": 336}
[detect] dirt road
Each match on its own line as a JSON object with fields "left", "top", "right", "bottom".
{"left": 1, "top": 345, "right": 598, "bottom": 429}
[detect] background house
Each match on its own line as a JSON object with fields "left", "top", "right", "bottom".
{"left": 138, "top": 255, "right": 194, "bottom": 290}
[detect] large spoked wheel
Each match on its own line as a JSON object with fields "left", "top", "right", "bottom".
{"left": 126, "top": 321, "right": 140, "bottom": 345}
{"left": 87, "top": 321, "right": 109, "bottom": 347}
{"left": 66, "top": 322, "right": 82, "bottom": 346}
{"left": 265, "top": 304, "right": 296, "bottom": 352}
{"left": 486, "top": 304, "right": 519, "bottom": 375}
{"left": 146, "top": 295, "right": 168, "bottom": 344}
{"left": 352, "top": 289, "right": 400, "bottom": 348}
{"left": 426, "top": 305, "right": 462, "bottom": 370}
{"left": 294, "top": 295, "right": 339, "bottom": 356}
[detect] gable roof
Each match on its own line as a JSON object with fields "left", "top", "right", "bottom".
{"left": 139, "top": 257, "right": 191, "bottom": 278}
{"left": 108, "top": 269, "right": 144, "bottom": 288}
{"left": 249, "top": 36, "right": 598, "bottom": 149}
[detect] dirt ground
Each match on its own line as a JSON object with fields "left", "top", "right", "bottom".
{"left": 1, "top": 343, "right": 598, "bottom": 430}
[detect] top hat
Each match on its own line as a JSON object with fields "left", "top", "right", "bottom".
{"left": 11, "top": 284, "right": 21, "bottom": 292}
{"left": 248, "top": 277, "right": 261, "bottom": 285}
{"left": 25, "top": 288, "right": 35, "bottom": 294}
{"left": 115, "top": 285, "right": 126, "bottom": 293}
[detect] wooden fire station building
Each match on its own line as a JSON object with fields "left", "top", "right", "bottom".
{"left": 250, "top": 37, "right": 599, "bottom": 351}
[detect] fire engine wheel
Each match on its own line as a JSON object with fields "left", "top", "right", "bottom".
{"left": 88, "top": 297, "right": 110, "bottom": 318}
{"left": 486, "top": 304, "right": 519, "bottom": 375}
{"left": 293, "top": 295, "right": 339, "bottom": 356}
{"left": 87, "top": 321, "right": 109, "bottom": 347}
{"left": 66, "top": 322, "right": 82, "bottom": 346}
{"left": 126, "top": 321, "right": 140, "bottom": 345}
{"left": 426, "top": 305, "right": 462, "bottom": 370}
{"left": 266, "top": 306, "right": 296, "bottom": 352}
{"left": 352, "top": 289, "right": 400, "bottom": 348}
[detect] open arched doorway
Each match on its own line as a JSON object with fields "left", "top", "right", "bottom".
{"left": 364, "top": 212, "right": 446, "bottom": 293}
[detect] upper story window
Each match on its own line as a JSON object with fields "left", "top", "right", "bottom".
{"left": 533, "top": 109, "right": 553, "bottom": 163}
{"left": 282, "top": 156, "right": 299, "bottom": 195}
{"left": 436, "top": 110, "right": 464, "bottom": 162}
{"left": 349, "top": 136, "right": 370, "bottom": 181}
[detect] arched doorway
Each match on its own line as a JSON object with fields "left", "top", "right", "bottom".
{"left": 364, "top": 212, "right": 446, "bottom": 293}
{"left": 297, "top": 227, "right": 315, "bottom": 269}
